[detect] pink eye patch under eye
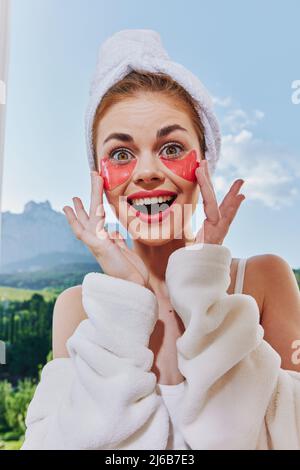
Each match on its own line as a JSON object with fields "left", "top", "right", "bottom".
{"left": 159, "top": 148, "right": 200, "bottom": 182}
{"left": 99, "top": 148, "right": 200, "bottom": 190}
{"left": 100, "top": 156, "right": 137, "bottom": 191}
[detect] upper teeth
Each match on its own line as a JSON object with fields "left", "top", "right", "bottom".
{"left": 129, "top": 195, "right": 175, "bottom": 205}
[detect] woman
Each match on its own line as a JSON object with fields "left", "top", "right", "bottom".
{"left": 21, "top": 29, "right": 300, "bottom": 450}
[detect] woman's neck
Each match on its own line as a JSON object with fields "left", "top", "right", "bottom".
{"left": 131, "top": 225, "right": 195, "bottom": 297}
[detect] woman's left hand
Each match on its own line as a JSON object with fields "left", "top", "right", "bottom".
{"left": 191, "top": 160, "right": 246, "bottom": 246}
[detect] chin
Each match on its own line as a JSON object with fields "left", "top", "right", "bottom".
{"left": 131, "top": 236, "right": 174, "bottom": 247}
{"left": 126, "top": 219, "right": 188, "bottom": 245}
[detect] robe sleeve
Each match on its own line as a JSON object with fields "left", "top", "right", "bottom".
{"left": 165, "top": 243, "right": 300, "bottom": 450}
{"left": 21, "top": 272, "right": 169, "bottom": 450}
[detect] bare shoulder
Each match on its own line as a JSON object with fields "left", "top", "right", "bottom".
{"left": 231, "top": 253, "right": 296, "bottom": 319}
{"left": 228, "top": 254, "right": 281, "bottom": 317}
{"left": 246, "top": 254, "right": 300, "bottom": 371}
{"left": 245, "top": 253, "right": 294, "bottom": 291}
{"left": 248, "top": 253, "right": 295, "bottom": 279}
{"left": 249, "top": 253, "right": 299, "bottom": 307}
{"left": 243, "top": 254, "right": 274, "bottom": 305}
{"left": 52, "top": 285, "right": 87, "bottom": 359}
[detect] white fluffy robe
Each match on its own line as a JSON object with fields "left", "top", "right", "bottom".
{"left": 165, "top": 243, "right": 300, "bottom": 449}
{"left": 21, "top": 243, "right": 300, "bottom": 450}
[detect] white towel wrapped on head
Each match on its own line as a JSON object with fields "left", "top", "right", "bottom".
{"left": 85, "top": 29, "right": 222, "bottom": 176}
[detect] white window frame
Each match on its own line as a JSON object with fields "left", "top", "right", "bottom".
{"left": 0, "top": 0, "right": 11, "bottom": 266}
{"left": 0, "top": 0, "right": 11, "bottom": 180}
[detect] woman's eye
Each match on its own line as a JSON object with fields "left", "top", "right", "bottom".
{"left": 108, "top": 142, "right": 185, "bottom": 163}
{"left": 160, "top": 143, "right": 185, "bottom": 158}
{"left": 109, "top": 148, "right": 133, "bottom": 164}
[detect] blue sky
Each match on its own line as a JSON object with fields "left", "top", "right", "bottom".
{"left": 3, "top": 0, "right": 300, "bottom": 266}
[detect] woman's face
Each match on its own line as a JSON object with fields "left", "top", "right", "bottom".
{"left": 95, "top": 93, "right": 203, "bottom": 245}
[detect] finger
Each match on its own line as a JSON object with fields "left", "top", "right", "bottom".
{"left": 63, "top": 206, "right": 85, "bottom": 241}
{"left": 194, "top": 224, "right": 205, "bottom": 244}
{"left": 72, "top": 197, "right": 89, "bottom": 227}
{"left": 196, "top": 166, "right": 221, "bottom": 225}
{"left": 97, "top": 168, "right": 104, "bottom": 206}
{"left": 89, "top": 171, "right": 105, "bottom": 219}
{"left": 110, "top": 231, "right": 130, "bottom": 251}
{"left": 95, "top": 223, "right": 110, "bottom": 241}
{"left": 202, "top": 159, "right": 220, "bottom": 204}
{"left": 219, "top": 179, "right": 245, "bottom": 217}
{"left": 202, "top": 159, "right": 214, "bottom": 190}
{"left": 221, "top": 194, "right": 245, "bottom": 226}
{"left": 106, "top": 235, "right": 144, "bottom": 282}
{"left": 90, "top": 172, "right": 106, "bottom": 236}
{"left": 63, "top": 205, "right": 110, "bottom": 257}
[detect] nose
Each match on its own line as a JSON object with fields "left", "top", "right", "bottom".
{"left": 132, "top": 153, "right": 165, "bottom": 186}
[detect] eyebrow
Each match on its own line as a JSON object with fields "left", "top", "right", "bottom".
{"left": 103, "top": 124, "right": 188, "bottom": 145}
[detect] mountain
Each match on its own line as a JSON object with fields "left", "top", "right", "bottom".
{"left": 0, "top": 200, "right": 132, "bottom": 275}
{"left": 0, "top": 200, "right": 299, "bottom": 291}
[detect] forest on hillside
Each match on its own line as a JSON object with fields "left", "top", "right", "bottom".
{"left": 0, "top": 293, "right": 54, "bottom": 449}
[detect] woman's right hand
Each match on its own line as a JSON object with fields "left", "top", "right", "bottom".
{"left": 62, "top": 171, "right": 150, "bottom": 288}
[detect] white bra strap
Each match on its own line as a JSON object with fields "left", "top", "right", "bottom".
{"left": 234, "top": 258, "right": 247, "bottom": 294}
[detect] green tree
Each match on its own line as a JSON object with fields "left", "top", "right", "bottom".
{"left": 0, "top": 380, "right": 12, "bottom": 431}
{"left": 4, "top": 378, "right": 36, "bottom": 436}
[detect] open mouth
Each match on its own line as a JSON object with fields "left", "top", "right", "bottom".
{"left": 127, "top": 195, "right": 177, "bottom": 215}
